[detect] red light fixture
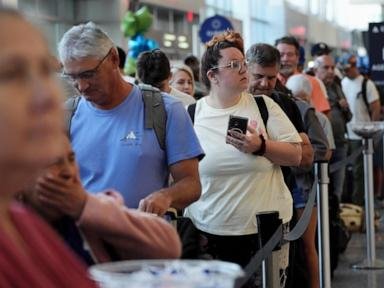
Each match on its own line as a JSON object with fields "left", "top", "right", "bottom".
{"left": 186, "top": 11, "right": 194, "bottom": 23}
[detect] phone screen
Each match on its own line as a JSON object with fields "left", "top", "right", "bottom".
{"left": 227, "top": 115, "right": 248, "bottom": 135}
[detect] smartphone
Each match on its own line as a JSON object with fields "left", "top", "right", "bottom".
{"left": 227, "top": 115, "right": 249, "bottom": 135}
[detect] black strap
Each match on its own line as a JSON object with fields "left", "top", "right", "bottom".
{"left": 254, "top": 96, "right": 269, "bottom": 127}
{"left": 361, "top": 77, "right": 370, "bottom": 117}
{"left": 187, "top": 103, "right": 196, "bottom": 124}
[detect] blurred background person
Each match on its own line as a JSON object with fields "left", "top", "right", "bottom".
{"left": 0, "top": 7, "right": 96, "bottom": 287}
{"left": 170, "top": 64, "right": 195, "bottom": 97}
{"left": 275, "top": 36, "right": 331, "bottom": 116}
{"left": 117, "top": 46, "right": 136, "bottom": 84}
{"left": 313, "top": 54, "right": 351, "bottom": 202}
{"left": 184, "top": 54, "right": 207, "bottom": 100}
{"left": 340, "top": 54, "right": 381, "bottom": 205}
{"left": 286, "top": 74, "right": 333, "bottom": 288}
{"left": 137, "top": 49, "right": 196, "bottom": 106}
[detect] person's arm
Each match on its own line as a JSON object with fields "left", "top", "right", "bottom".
{"left": 298, "top": 132, "right": 314, "bottom": 169}
{"left": 368, "top": 80, "right": 381, "bottom": 121}
{"left": 370, "top": 100, "right": 381, "bottom": 121}
{"left": 263, "top": 138, "right": 302, "bottom": 166}
{"left": 304, "top": 109, "right": 330, "bottom": 162}
{"left": 139, "top": 98, "right": 203, "bottom": 216}
{"left": 78, "top": 192, "right": 182, "bottom": 260}
{"left": 227, "top": 126, "right": 302, "bottom": 166}
{"left": 138, "top": 158, "right": 201, "bottom": 215}
{"left": 36, "top": 174, "right": 182, "bottom": 260}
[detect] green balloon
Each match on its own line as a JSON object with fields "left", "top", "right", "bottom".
{"left": 135, "top": 6, "right": 153, "bottom": 34}
{"left": 124, "top": 57, "right": 137, "bottom": 76}
{"left": 121, "top": 11, "right": 138, "bottom": 37}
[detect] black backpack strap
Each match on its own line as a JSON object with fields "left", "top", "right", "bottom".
{"left": 254, "top": 96, "right": 269, "bottom": 128}
{"left": 187, "top": 103, "right": 196, "bottom": 124}
{"left": 361, "top": 77, "right": 370, "bottom": 116}
{"left": 139, "top": 83, "right": 167, "bottom": 150}
{"left": 64, "top": 96, "right": 81, "bottom": 137}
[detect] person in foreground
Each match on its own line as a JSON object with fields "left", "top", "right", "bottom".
{"left": 0, "top": 7, "right": 96, "bottom": 287}
{"left": 184, "top": 31, "right": 302, "bottom": 287}
{"left": 20, "top": 134, "right": 182, "bottom": 265}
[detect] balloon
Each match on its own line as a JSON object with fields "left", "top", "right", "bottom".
{"left": 147, "top": 39, "right": 159, "bottom": 50}
{"left": 121, "top": 11, "right": 138, "bottom": 37}
{"left": 124, "top": 57, "right": 137, "bottom": 76}
{"left": 128, "top": 34, "right": 154, "bottom": 58}
{"left": 135, "top": 6, "right": 153, "bottom": 34}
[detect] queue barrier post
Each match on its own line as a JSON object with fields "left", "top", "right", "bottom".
{"left": 316, "top": 161, "right": 331, "bottom": 288}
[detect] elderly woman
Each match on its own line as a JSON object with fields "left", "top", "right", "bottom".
{"left": 286, "top": 74, "right": 333, "bottom": 288}
{"left": 0, "top": 8, "right": 96, "bottom": 287}
{"left": 170, "top": 64, "right": 195, "bottom": 97}
{"left": 21, "top": 133, "right": 181, "bottom": 265}
{"left": 184, "top": 30, "right": 302, "bottom": 271}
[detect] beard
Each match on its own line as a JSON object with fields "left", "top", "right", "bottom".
{"left": 279, "top": 64, "right": 295, "bottom": 78}
{"left": 248, "top": 86, "right": 272, "bottom": 96}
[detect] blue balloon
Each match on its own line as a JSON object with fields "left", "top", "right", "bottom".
{"left": 128, "top": 34, "right": 159, "bottom": 59}
{"left": 147, "top": 39, "right": 159, "bottom": 50}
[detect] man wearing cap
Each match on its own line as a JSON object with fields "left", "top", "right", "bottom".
{"left": 311, "top": 42, "right": 343, "bottom": 82}
{"left": 313, "top": 54, "right": 352, "bottom": 201}
{"left": 275, "top": 36, "right": 331, "bottom": 115}
{"left": 341, "top": 54, "right": 381, "bottom": 205}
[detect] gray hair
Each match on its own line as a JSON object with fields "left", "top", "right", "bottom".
{"left": 58, "top": 22, "right": 114, "bottom": 62}
{"left": 286, "top": 74, "right": 312, "bottom": 98}
{"left": 246, "top": 43, "right": 281, "bottom": 67}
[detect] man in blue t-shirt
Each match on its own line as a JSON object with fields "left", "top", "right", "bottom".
{"left": 58, "top": 22, "right": 204, "bottom": 216}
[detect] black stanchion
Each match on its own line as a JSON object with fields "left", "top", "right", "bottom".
{"left": 257, "top": 211, "right": 282, "bottom": 288}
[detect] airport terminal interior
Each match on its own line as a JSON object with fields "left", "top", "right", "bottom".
{"left": 2, "top": 0, "right": 384, "bottom": 287}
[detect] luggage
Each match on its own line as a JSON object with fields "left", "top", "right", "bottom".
{"left": 339, "top": 203, "right": 363, "bottom": 232}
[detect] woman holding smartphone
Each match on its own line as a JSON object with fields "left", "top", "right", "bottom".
{"left": 184, "top": 31, "right": 302, "bottom": 275}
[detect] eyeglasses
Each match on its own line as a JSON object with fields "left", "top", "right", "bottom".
{"left": 211, "top": 59, "right": 248, "bottom": 72}
{"left": 62, "top": 48, "right": 112, "bottom": 82}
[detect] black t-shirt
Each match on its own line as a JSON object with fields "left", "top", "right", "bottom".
{"left": 270, "top": 91, "right": 304, "bottom": 133}
{"left": 269, "top": 85, "right": 305, "bottom": 190}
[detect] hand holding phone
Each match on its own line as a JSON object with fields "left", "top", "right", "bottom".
{"left": 227, "top": 115, "right": 248, "bottom": 135}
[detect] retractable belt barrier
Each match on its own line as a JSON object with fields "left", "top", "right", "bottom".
{"left": 329, "top": 131, "right": 383, "bottom": 174}
{"left": 235, "top": 132, "right": 384, "bottom": 287}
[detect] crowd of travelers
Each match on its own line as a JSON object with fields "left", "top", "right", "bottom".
{"left": 1, "top": 5, "right": 383, "bottom": 288}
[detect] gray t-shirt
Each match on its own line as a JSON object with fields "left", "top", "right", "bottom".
{"left": 325, "top": 82, "right": 349, "bottom": 146}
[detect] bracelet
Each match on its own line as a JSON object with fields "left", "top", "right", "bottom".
{"left": 252, "top": 134, "right": 266, "bottom": 156}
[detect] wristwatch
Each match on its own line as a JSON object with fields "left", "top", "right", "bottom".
{"left": 252, "top": 134, "right": 266, "bottom": 156}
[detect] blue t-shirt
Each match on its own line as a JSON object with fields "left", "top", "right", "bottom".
{"left": 70, "top": 85, "right": 204, "bottom": 207}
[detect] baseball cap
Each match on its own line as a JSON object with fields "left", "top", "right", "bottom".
{"left": 311, "top": 42, "right": 331, "bottom": 57}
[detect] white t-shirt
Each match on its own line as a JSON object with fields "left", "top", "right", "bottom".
{"left": 169, "top": 87, "right": 196, "bottom": 107}
{"left": 342, "top": 75, "right": 379, "bottom": 139}
{"left": 184, "top": 92, "right": 301, "bottom": 235}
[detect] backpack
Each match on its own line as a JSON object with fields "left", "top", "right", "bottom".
{"left": 187, "top": 96, "right": 269, "bottom": 126}
{"left": 64, "top": 83, "right": 167, "bottom": 150}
